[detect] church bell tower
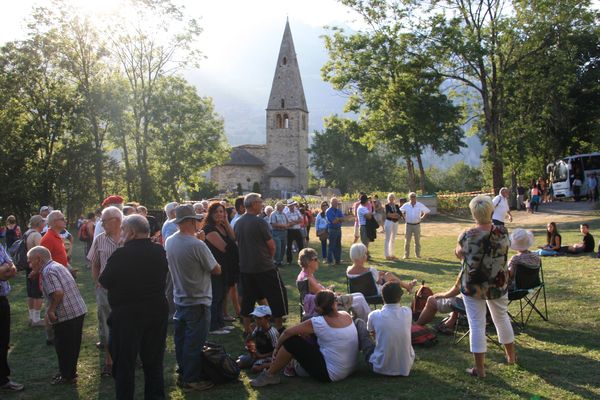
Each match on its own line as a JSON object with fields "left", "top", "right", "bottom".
{"left": 265, "top": 20, "right": 309, "bottom": 193}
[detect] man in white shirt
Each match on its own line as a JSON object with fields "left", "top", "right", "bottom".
{"left": 399, "top": 192, "right": 430, "bottom": 259}
{"left": 356, "top": 194, "right": 373, "bottom": 250}
{"left": 366, "top": 281, "right": 414, "bottom": 376}
{"left": 491, "top": 187, "right": 513, "bottom": 226}
{"left": 284, "top": 200, "right": 304, "bottom": 264}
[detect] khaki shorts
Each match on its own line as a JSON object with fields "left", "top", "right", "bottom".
{"left": 436, "top": 296, "right": 463, "bottom": 313}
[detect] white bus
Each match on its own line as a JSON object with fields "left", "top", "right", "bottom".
{"left": 547, "top": 153, "right": 600, "bottom": 199}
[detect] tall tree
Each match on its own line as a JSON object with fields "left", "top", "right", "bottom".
{"left": 31, "top": 3, "right": 112, "bottom": 203}
{"left": 502, "top": 0, "right": 600, "bottom": 189}
{"left": 323, "top": 2, "right": 464, "bottom": 191}
{"left": 0, "top": 36, "right": 77, "bottom": 210}
{"left": 109, "top": 0, "right": 203, "bottom": 205}
{"left": 309, "top": 116, "right": 402, "bottom": 193}
{"left": 150, "top": 76, "right": 229, "bottom": 202}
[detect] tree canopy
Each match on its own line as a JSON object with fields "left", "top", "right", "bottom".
{"left": 0, "top": 0, "right": 227, "bottom": 221}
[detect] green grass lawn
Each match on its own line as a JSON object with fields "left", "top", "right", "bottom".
{"left": 4, "top": 211, "right": 600, "bottom": 400}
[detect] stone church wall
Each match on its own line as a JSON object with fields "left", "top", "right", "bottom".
{"left": 211, "top": 165, "right": 265, "bottom": 193}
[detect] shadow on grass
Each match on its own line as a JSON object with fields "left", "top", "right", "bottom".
{"left": 517, "top": 346, "right": 600, "bottom": 399}
{"left": 523, "top": 323, "right": 600, "bottom": 353}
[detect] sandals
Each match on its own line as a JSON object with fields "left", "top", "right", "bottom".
{"left": 435, "top": 323, "right": 454, "bottom": 336}
{"left": 466, "top": 367, "right": 484, "bottom": 378}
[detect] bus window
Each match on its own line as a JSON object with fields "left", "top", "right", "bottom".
{"left": 582, "top": 155, "right": 600, "bottom": 171}
{"left": 554, "top": 162, "right": 569, "bottom": 182}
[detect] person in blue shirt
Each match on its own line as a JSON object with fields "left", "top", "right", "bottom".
{"left": 325, "top": 197, "right": 345, "bottom": 265}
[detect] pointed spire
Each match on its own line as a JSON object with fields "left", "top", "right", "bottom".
{"left": 266, "top": 20, "right": 308, "bottom": 112}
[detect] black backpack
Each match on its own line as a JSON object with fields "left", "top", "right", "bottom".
{"left": 201, "top": 342, "right": 240, "bottom": 384}
{"left": 8, "top": 231, "right": 30, "bottom": 271}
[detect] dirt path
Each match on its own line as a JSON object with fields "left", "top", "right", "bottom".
{"left": 425, "top": 200, "right": 600, "bottom": 236}
{"left": 339, "top": 200, "right": 600, "bottom": 241}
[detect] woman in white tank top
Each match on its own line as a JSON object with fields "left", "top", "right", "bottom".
{"left": 250, "top": 290, "right": 358, "bottom": 387}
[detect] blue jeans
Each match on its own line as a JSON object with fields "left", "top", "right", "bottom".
{"left": 272, "top": 230, "right": 287, "bottom": 265}
{"left": 174, "top": 304, "right": 210, "bottom": 384}
{"left": 536, "top": 249, "right": 559, "bottom": 257}
{"left": 327, "top": 227, "right": 341, "bottom": 263}
{"left": 320, "top": 239, "right": 327, "bottom": 259}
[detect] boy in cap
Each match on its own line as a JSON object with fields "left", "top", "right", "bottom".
{"left": 237, "top": 305, "right": 279, "bottom": 373}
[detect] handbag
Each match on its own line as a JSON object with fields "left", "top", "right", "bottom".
{"left": 317, "top": 229, "right": 329, "bottom": 241}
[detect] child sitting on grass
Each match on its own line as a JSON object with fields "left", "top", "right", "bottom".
{"left": 236, "top": 305, "right": 280, "bottom": 373}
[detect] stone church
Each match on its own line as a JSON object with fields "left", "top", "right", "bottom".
{"left": 211, "top": 20, "right": 309, "bottom": 197}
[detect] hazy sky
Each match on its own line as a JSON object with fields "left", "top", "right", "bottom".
{"left": 0, "top": 0, "right": 359, "bottom": 102}
{"left": 0, "top": 0, "right": 360, "bottom": 144}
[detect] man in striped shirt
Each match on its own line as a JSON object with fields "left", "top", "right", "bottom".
{"left": 28, "top": 246, "right": 87, "bottom": 385}
{"left": 88, "top": 206, "right": 122, "bottom": 377}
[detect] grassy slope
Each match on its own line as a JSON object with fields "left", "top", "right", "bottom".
{"left": 4, "top": 212, "right": 600, "bottom": 400}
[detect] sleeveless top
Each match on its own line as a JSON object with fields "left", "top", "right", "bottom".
{"left": 311, "top": 315, "right": 358, "bottom": 381}
{"left": 203, "top": 224, "right": 239, "bottom": 269}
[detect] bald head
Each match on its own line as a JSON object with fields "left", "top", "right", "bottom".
{"left": 27, "top": 246, "right": 52, "bottom": 263}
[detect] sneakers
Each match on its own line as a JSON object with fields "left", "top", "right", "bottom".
{"left": 250, "top": 370, "right": 280, "bottom": 387}
{"left": 51, "top": 375, "right": 77, "bottom": 385}
{"left": 1, "top": 380, "right": 24, "bottom": 391}
{"left": 30, "top": 320, "right": 45, "bottom": 328}
{"left": 209, "top": 329, "right": 230, "bottom": 335}
{"left": 183, "top": 380, "right": 214, "bottom": 391}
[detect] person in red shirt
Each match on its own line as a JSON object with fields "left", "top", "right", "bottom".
{"left": 40, "top": 211, "right": 69, "bottom": 268}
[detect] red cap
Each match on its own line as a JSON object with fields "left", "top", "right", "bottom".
{"left": 101, "top": 195, "right": 124, "bottom": 207}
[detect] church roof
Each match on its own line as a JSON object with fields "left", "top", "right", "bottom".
{"left": 268, "top": 165, "right": 296, "bottom": 178}
{"left": 266, "top": 20, "right": 308, "bottom": 112}
{"left": 223, "top": 147, "right": 265, "bottom": 166}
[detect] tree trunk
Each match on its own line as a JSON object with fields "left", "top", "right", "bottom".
{"left": 406, "top": 157, "right": 416, "bottom": 192}
{"left": 510, "top": 168, "right": 518, "bottom": 209}
{"left": 118, "top": 123, "right": 134, "bottom": 200}
{"left": 416, "top": 151, "right": 426, "bottom": 193}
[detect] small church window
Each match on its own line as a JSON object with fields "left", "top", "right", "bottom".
{"left": 276, "top": 114, "right": 283, "bottom": 129}
{"left": 302, "top": 115, "right": 306, "bottom": 130}
{"left": 281, "top": 99, "right": 285, "bottom": 108}
{"left": 283, "top": 57, "right": 287, "bottom": 65}
{"left": 283, "top": 114, "right": 289, "bottom": 129}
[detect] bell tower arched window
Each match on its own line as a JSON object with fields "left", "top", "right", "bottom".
{"left": 283, "top": 114, "right": 289, "bottom": 129}
{"left": 276, "top": 114, "right": 283, "bottom": 129}
{"left": 281, "top": 99, "right": 285, "bottom": 108}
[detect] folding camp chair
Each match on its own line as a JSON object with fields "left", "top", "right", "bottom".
{"left": 508, "top": 261, "right": 548, "bottom": 329}
{"left": 451, "top": 299, "right": 502, "bottom": 349}
{"left": 297, "top": 279, "right": 309, "bottom": 318}
{"left": 346, "top": 273, "right": 383, "bottom": 307}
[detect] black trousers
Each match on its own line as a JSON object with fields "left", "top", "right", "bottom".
{"left": 282, "top": 335, "right": 331, "bottom": 382}
{"left": 286, "top": 229, "right": 305, "bottom": 263}
{"left": 0, "top": 296, "right": 10, "bottom": 385}
{"left": 109, "top": 306, "right": 168, "bottom": 400}
{"left": 54, "top": 314, "right": 85, "bottom": 379}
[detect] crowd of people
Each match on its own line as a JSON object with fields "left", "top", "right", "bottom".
{"left": 0, "top": 188, "right": 597, "bottom": 398}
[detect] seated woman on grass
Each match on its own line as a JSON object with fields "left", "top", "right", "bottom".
{"left": 250, "top": 290, "right": 358, "bottom": 387}
{"left": 535, "top": 222, "right": 562, "bottom": 256}
{"left": 297, "top": 248, "right": 371, "bottom": 321}
{"left": 346, "top": 243, "right": 417, "bottom": 294}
